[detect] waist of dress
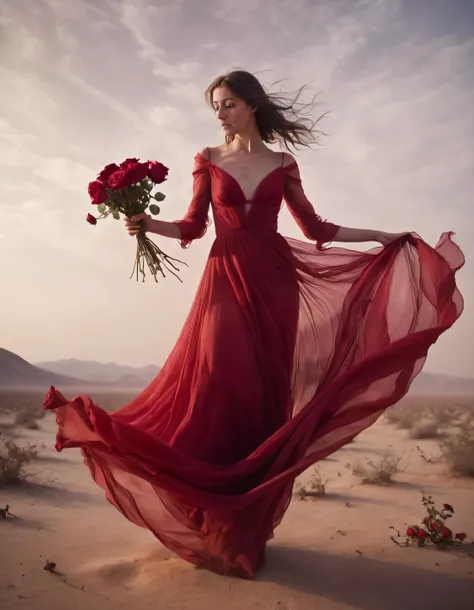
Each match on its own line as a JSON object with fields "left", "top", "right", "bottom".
{"left": 214, "top": 226, "right": 279, "bottom": 239}
{"left": 213, "top": 215, "right": 278, "bottom": 235}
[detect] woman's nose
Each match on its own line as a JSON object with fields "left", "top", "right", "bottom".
{"left": 217, "top": 107, "right": 226, "bottom": 120}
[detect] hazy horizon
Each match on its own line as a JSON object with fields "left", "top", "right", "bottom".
{"left": 1, "top": 0, "right": 473, "bottom": 377}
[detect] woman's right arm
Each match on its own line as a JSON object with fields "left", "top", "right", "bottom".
{"left": 125, "top": 216, "right": 182, "bottom": 239}
{"left": 124, "top": 148, "right": 211, "bottom": 247}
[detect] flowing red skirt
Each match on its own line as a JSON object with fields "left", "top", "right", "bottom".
{"left": 45, "top": 231, "right": 464, "bottom": 578}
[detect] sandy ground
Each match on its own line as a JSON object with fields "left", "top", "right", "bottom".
{"left": 1, "top": 410, "right": 473, "bottom": 610}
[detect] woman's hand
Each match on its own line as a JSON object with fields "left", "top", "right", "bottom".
{"left": 374, "top": 231, "right": 412, "bottom": 247}
{"left": 124, "top": 212, "right": 154, "bottom": 236}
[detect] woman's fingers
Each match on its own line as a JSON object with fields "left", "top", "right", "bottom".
{"left": 124, "top": 217, "right": 141, "bottom": 235}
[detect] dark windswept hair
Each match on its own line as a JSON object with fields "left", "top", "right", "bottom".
{"left": 205, "top": 70, "right": 328, "bottom": 152}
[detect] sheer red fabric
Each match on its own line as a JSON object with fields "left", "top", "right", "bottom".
{"left": 44, "top": 151, "right": 464, "bottom": 579}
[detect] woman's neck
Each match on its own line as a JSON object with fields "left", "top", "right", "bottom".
{"left": 231, "top": 127, "right": 267, "bottom": 154}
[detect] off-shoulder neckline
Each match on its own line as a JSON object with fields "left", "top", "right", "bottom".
{"left": 195, "top": 151, "right": 297, "bottom": 171}
{"left": 194, "top": 152, "right": 298, "bottom": 202}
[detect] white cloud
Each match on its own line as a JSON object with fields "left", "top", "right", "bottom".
{"left": 0, "top": 67, "right": 58, "bottom": 126}
{"left": 34, "top": 157, "right": 93, "bottom": 191}
{"left": 57, "top": 55, "right": 142, "bottom": 126}
{"left": 116, "top": 0, "right": 201, "bottom": 81}
{"left": 56, "top": 24, "right": 77, "bottom": 50}
{"left": 215, "top": 0, "right": 262, "bottom": 24}
{"left": 0, "top": 117, "right": 38, "bottom": 149}
{"left": 150, "top": 104, "right": 182, "bottom": 127}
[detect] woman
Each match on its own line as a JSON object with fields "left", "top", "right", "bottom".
{"left": 45, "top": 70, "right": 464, "bottom": 579}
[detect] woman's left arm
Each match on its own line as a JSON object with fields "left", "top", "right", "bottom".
{"left": 333, "top": 226, "right": 411, "bottom": 246}
{"left": 283, "top": 155, "right": 410, "bottom": 248}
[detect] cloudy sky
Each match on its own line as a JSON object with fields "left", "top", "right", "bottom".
{"left": 1, "top": 0, "right": 473, "bottom": 377}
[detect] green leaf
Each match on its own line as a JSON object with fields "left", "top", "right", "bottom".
{"left": 111, "top": 209, "right": 120, "bottom": 220}
{"left": 97, "top": 203, "right": 106, "bottom": 214}
{"left": 154, "top": 191, "right": 166, "bottom": 202}
{"left": 149, "top": 204, "right": 160, "bottom": 215}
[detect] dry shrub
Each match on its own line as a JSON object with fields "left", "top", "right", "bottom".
{"left": 384, "top": 406, "right": 406, "bottom": 425}
{"left": 409, "top": 422, "right": 441, "bottom": 440}
{"left": 440, "top": 425, "right": 474, "bottom": 477}
{"left": 416, "top": 445, "right": 443, "bottom": 464}
{"left": 455, "top": 408, "right": 474, "bottom": 428}
{"left": 348, "top": 451, "right": 405, "bottom": 485}
{"left": 0, "top": 439, "right": 37, "bottom": 487}
{"left": 384, "top": 405, "right": 418, "bottom": 430}
{"left": 14, "top": 409, "right": 42, "bottom": 430}
{"left": 385, "top": 395, "right": 474, "bottom": 429}
{"left": 395, "top": 411, "right": 417, "bottom": 430}
{"left": 295, "top": 466, "right": 328, "bottom": 498}
{"left": 428, "top": 408, "right": 453, "bottom": 428}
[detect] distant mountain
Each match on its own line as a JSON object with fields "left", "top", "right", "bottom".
{"left": 410, "top": 372, "right": 474, "bottom": 395}
{"left": 0, "top": 348, "right": 90, "bottom": 389}
{"left": 35, "top": 358, "right": 160, "bottom": 388}
{"left": 34, "top": 357, "right": 474, "bottom": 394}
{"left": 4, "top": 349, "right": 473, "bottom": 394}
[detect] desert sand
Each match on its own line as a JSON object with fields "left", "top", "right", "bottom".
{"left": 1, "top": 394, "right": 473, "bottom": 610}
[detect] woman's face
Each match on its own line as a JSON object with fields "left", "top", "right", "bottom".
{"left": 212, "top": 85, "right": 256, "bottom": 137}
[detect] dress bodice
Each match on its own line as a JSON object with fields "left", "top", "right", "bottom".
{"left": 173, "top": 151, "right": 340, "bottom": 249}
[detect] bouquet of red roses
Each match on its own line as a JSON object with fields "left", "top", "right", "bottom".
{"left": 86, "top": 157, "right": 185, "bottom": 282}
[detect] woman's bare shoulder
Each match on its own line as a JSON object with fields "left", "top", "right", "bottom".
{"left": 281, "top": 151, "right": 297, "bottom": 168}
{"left": 196, "top": 147, "right": 210, "bottom": 160}
{"left": 197, "top": 145, "right": 227, "bottom": 163}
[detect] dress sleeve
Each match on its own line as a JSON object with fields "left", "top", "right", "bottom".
{"left": 283, "top": 162, "right": 340, "bottom": 250}
{"left": 173, "top": 154, "right": 211, "bottom": 248}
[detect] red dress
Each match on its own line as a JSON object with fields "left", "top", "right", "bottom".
{"left": 45, "top": 150, "right": 464, "bottom": 578}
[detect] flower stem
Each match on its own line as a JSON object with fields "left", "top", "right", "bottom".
{"left": 130, "top": 232, "right": 187, "bottom": 282}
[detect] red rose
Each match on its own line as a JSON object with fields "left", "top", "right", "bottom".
{"left": 417, "top": 530, "right": 428, "bottom": 539}
{"left": 108, "top": 169, "right": 131, "bottom": 190}
{"left": 406, "top": 527, "right": 416, "bottom": 537}
{"left": 441, "top": 527, "right": 452, "bottom": 538}
{"left": 455, "top": 532, "right": 467, "bottom": 541}
{"left": 443, "top": 504, "right": 454, "bottom": 513}
{"left": 108, "top": 164, "right": 148, "bottom": 190}
{"left": 88, "top": 180, "right": 108, "bottom": 204}
{"left": 97, "top": 163, "right": 119, "bottom": 184}
{"left": 148, "top": 160, "right": 169, "bottom": 184}
{"left": 86, "top": 213, "right": 97, "bottom": 225}
{"left": 126, "top": 162, "right": 149, "bottom": 184}
{"left": 119, "top": 157, "right": 139, "bottom": 169}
